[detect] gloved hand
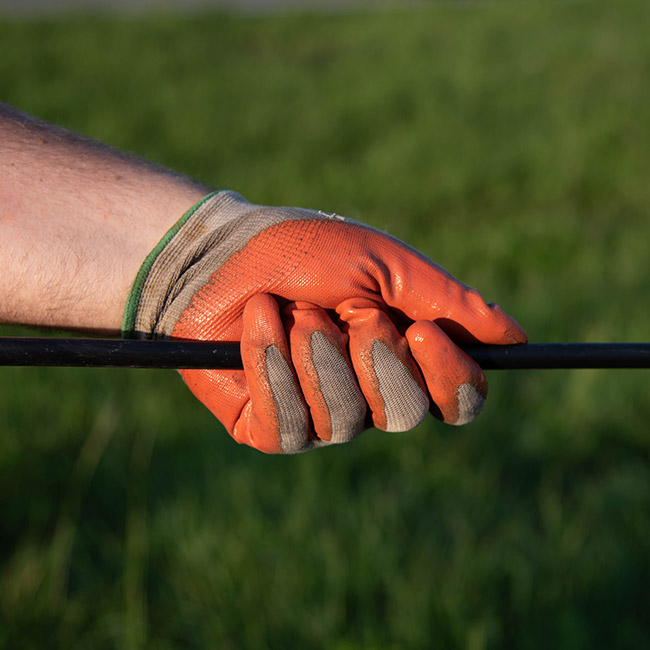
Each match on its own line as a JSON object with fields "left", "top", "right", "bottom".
{"left": 123, "top": 191, "right": 526, "bottom": 453}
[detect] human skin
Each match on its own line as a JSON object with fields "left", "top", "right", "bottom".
{"left": 0, "top": 102, "right": 206, "bottom": 334}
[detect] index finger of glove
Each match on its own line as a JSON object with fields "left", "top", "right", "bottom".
{"left": 406, "top": 319, "right": 488, "bottom": 425}
{"left": 369, "top": 233, "right": 528, "bottom": 345}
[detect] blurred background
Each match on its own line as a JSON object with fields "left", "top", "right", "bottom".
{"left": 1, "top": 0, "right": 649, "bottom": 648}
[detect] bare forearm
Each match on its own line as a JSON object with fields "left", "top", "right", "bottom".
{"left": 0, "top": 103, "right": 207, "bottom": 333}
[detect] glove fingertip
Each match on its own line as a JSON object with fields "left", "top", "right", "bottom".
{"left": 486, "top": 302, "right": 528, "bottom": 344}
{"left": 371, "top": 340, "right": 430, "bottom": 432}
{"left": 452, "top": 383, "right": 487, "bottom": 426}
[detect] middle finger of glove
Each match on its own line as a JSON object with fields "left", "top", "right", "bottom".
{"left": 336, "top": 297, "right": 430, "bottom": 432}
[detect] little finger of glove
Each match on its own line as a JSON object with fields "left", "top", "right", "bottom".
{"left": 237, "top": 293, "right": 311, "bottom": 454}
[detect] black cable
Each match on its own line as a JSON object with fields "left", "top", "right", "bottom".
{"left": 0, "top": 338, "right": 649, "bottom": 369}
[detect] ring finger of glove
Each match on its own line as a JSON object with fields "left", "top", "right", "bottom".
{"left": 283, "top": 302, "right": 366, "bottom": 445}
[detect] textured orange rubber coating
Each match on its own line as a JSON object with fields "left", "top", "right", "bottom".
{"left": 171, "top": 217, "right": 526, "bottom": 454}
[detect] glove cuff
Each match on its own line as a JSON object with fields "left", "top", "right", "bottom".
{"left": 121, "top": 191, "right": 219, "bottom": 338}
{"left": 121, "top": 189, "right": 353, "bottom": 340}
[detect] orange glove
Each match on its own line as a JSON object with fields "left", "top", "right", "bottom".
{"left": 123, "top": 191, "right": 526, "bottom": 453}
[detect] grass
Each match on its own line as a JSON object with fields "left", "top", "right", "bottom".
{"left": 1, "top": 1, "right": 650, "bottom": 648}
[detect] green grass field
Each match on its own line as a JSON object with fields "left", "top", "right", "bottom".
{"left": 1, "top": 1, "right": 650, "bottom": 648}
